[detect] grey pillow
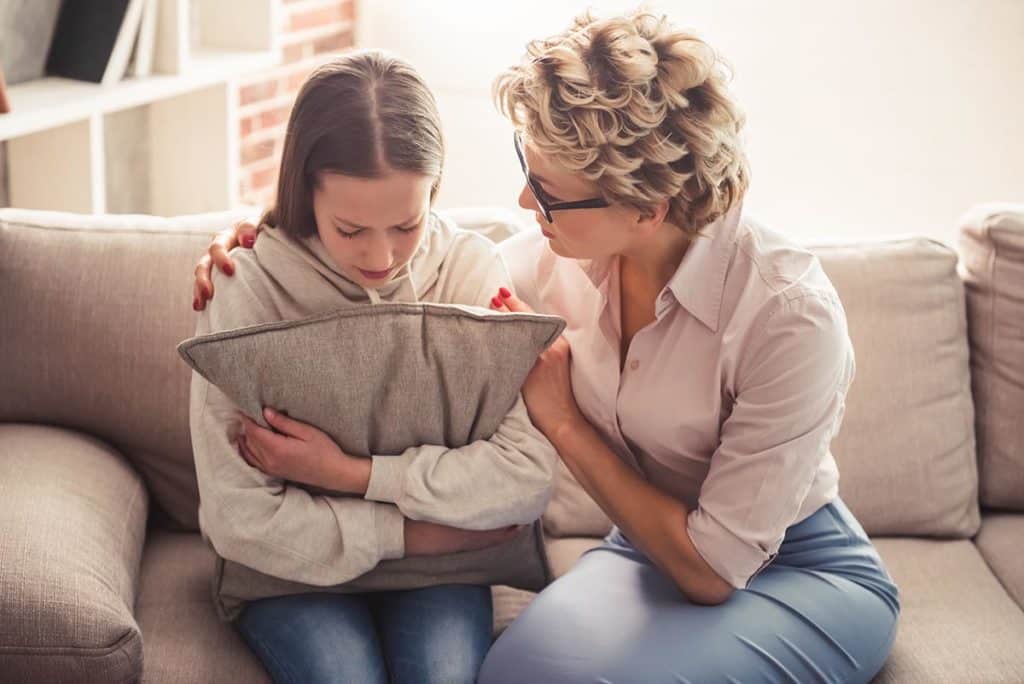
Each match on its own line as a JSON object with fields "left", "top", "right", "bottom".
{"left": 177, "top": 301, "right": 565, "bottom": 619}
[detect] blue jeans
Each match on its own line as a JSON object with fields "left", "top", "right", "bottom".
{"left": 480, "top": 497, "right": 900, "bottom": 683}
{"left": 235, "top": 584, "right": 493, "bottom": 684}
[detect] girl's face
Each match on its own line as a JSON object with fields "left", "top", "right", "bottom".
{"left": 312, "top": 171, "right": 434, "bottom": 289}
{"left": 517, "top": 138, "right": 641, "bottom": 261}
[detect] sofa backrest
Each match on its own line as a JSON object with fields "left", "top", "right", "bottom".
{"left": 1, "top": 207, "right": 1004, "bottom": 538}
{"left": 0, "top": 209, "right": 251, "bottom": 530}
{"left": 813, "top": 237, "right": 979, "bottom": 537}
{"left": 959, "top": 204, "right": 1024, "bottom": 512}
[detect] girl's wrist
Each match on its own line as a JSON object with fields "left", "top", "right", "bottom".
{"left": 326, "top": 452, "right": 372, "bottom": 494}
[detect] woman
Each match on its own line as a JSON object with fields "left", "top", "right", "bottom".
{"left": 189, "top": 50, "right": 556, "bottom": 683}
{"left": 195, "top": 11, "right": 899, "bottom": 682}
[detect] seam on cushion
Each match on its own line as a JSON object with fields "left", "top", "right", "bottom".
{"left": 0, "top": 627, "right": 141, "bottom": 658}
{"left": 950, "top": 249, "right": 981, "bottom": 534}
{"left": 180, "top": 305, "right": 568, "bottom": 372}
{"left": 0, "top": 219, "right": 229, "bottom": 237}
{"left": 119, "top": 479, "right": 146, "bottom": 609}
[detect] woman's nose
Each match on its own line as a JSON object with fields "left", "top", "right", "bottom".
{"left": 518, "top": 184, "right": 536, "bottom": 212}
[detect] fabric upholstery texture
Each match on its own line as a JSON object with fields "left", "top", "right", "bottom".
{"left": 959, "top": 204, "right": 1024, "bottom": 510}
{"left": 0, "top": 208, "right": 253, "bottom": 530}
{"left": 0, "top": 424, "right": 148, "bottom": 683}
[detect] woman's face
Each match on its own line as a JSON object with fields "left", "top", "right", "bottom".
{"left": 312, "top": 171, "right": 434, "bottom": 288}
{"left": 517, "top": 139, "right": 640, "bottom": 261}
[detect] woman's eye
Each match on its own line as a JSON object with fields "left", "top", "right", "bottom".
{"left": 537, "top": 184, "right": 560, "bottom": 203}
{"left": 396, "top": 225, "right": 418, "bottom": 234}
{"left": 337, "top": 228, "right": 363, "bottom": 239}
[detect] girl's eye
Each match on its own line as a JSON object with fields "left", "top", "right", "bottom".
{"left": 337, "top": 228, "right": 364, "bottom": 239}
{"left": 396, "top": 225, "right": 419, "bottom": 234}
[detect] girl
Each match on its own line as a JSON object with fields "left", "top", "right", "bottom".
{"left": 196, "top": 10, "right": 900, "bottom": 682}
{"left": 189, "top": 50, "right": 557, "bottom": 684}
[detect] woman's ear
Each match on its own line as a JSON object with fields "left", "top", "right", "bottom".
{"left": 634, "top": 199, "right": 671, "bottom": 237}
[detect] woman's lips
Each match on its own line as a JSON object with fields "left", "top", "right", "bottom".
{"left": 541, "top": 228, "right": 554, "bottom": 238}
{"left": 358, "top": 267, "right": 392, "bottom": 280}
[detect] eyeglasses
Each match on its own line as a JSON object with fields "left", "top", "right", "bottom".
{"left": 514, "top": 131, "right": 608, "bottom": 224}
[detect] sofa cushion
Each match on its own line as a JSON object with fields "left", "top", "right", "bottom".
{"left": 0, "top": 424, "right": 148, "bottom": 683}
{"left": 0, "top": 208, "right": 254, "bottom": 531}
{"left": 959, "top": 204, "right": 1024, "bottom": 510}
{"left": 814, "top": 238, "right": 979, "bottom": 537}
{"left": 974, "top": 513, "right": 1024, "bottom": 610}
{"left": 135, "top": 531, "right": 270, "bottom": 684}
{"left": 546, "top": 537, "right": 603, "bottom": 579}
{"left": 870, "top": 538, "right": 1024, "bottom": 683}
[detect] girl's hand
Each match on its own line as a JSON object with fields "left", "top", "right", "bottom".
{"left": 403, "top": 518, "right": 523, "bottom": 556}
{"left": 193, "top": 219, "right": 261, "bottom": 311}
{"left": 236, "top": 407, "right": 371, "bottom": 494}
{"left": 490, "top": 288, "right": 585, "bottom": 440}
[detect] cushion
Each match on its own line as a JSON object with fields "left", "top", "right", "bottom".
{"left": 959, "top": 204, "right": 1024, "bottom": 510}
{"left": 545, "top": 536, "right": 603, "bottom": 579}
{"left": 813, "top": 238, "right": 980, "bottom": 537}
{"left": 974, "top": 513, "right": 1024, "bottom": 610}
{"left": 0, "top": 424, "right": 148, "bottom": 682}
{"left": 177, "top": 301, "right": 565, "bottom": 617}
{"left": 135, "top": 531, "right": 270, "bottom": 684}
{"left": 0, "top": 207, "right": 255, "bottom": 531}
{"left": 543, "top": 460, "right": 613, "bottom": 538}
{"left": 870, "top": 538, "right": 1024, "bottom": 683}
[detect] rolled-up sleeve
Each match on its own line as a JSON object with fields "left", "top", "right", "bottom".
{"left": 687, "top": 288, "right": 855, "bottom": 589}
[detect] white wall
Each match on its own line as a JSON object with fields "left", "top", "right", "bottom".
{"left": 357, "top": 0, "right": 1023, "bottom": 246}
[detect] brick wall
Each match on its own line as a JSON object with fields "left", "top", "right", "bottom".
{"left": 237, "top": 0, "right": 356, "bottom": 209}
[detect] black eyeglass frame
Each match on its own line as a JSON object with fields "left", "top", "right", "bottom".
{"left": 514, "top": 131, "right": 609, "bottom": 223}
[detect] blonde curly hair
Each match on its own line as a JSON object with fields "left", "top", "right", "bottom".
{"left": 494, "top": 10, "right": 749, "bottom": 234}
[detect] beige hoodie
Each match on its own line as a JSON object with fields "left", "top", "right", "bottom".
{"left": 189, "top": 213, "right": 557, "bottom": 586}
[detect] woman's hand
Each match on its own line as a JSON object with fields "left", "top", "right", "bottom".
{"left": 403, "top": 518, "right": 523, "bottom": 556}
{"left": 236, "top": 407, "right": 371, "bottom": 494}
{"left": 490, "top": 288, "right": 585, "bottom": 441}
{"left": 193, "top": 219, "right": 261, "bottom": 311}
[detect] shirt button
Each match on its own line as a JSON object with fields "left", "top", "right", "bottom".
{"left": 630, "top": 360, "right": 640, "bottom": 371}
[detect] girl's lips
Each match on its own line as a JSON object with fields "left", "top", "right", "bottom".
{"left": 358, "top": 267, "right": 392, "bottom": 280}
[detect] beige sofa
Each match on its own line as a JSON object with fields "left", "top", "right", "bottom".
{"left": 1, "top": 204, "right": 1022, "bottom": 683}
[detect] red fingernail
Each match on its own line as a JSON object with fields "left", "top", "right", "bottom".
{"left": 491, "top": 296, "right": 502, "bottom": 308}
{"left": 499, "top": 287, "right": 512, "bottom": 299}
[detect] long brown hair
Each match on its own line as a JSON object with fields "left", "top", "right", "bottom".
{"left": 264, "top": 50, "right": 445, "bottom": 238}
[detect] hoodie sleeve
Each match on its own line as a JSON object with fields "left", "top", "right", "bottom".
{"left": 362, "top": 233, "right": 558, "bottom": 529}
{"left": 191, "top": 259, "right": 405, "bottom": 585}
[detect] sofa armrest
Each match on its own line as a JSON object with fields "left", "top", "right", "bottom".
{"left": 0, "top": 424, "right": 148, "bottom": 682}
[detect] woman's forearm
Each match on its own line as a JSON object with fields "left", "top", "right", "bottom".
{"left": 550, "top": 419, "right": 734, "bottom": 605}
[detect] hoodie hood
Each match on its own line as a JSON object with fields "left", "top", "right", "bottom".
{"left": 251, "top": 211, "right": 457, "bottom": 313}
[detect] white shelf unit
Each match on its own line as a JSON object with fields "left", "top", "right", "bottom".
{"left": 0, "top": 0, "right": 280, "bottom": 215}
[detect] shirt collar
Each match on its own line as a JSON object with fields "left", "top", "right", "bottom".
{"left": 662, "top": 205, "right": 742, "bottom": 332}
{"left": 576, "top": 204, "right": 743, "bottom": 332}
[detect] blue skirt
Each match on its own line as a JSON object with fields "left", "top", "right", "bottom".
{"left": 479, "top": 497, "right": 899, "bottom": 683}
